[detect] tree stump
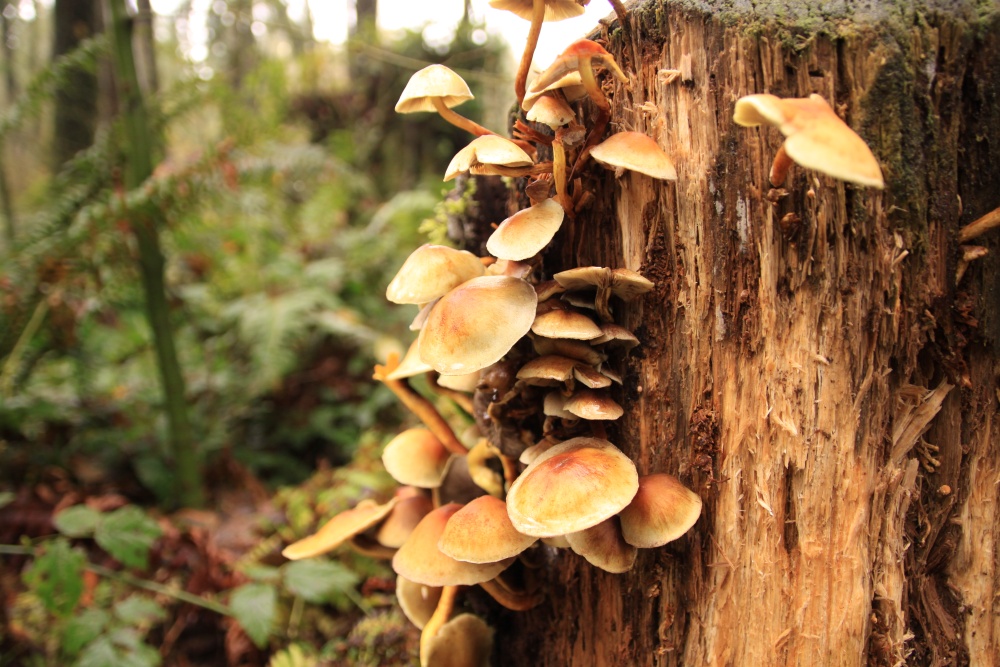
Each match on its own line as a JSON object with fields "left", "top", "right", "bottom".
{"left": 491, "top": 2, "right": 1000, "bottom": 665}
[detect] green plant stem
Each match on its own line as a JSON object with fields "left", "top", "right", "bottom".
{"left": 0, "top": 298, "right": 48, "bottom": 397}
{"left": 0, "top": 139, "right": 15, "bottom": 246}
{"left": 0, "top": 546, "right": 231, "bottom": 616}
{"left": 107, "top": 0, "right": 203, "bottom": 508}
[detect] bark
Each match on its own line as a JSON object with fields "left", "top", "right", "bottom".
{"left": 51, "top": 0, "right": 98, "bottom": 167}
{"left": 489, "top": 1, "right": 1000, "bottom": 665}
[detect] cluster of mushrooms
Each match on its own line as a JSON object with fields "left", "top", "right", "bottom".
{"left": 282, "top": 1, "right": 888, "bottom": 665}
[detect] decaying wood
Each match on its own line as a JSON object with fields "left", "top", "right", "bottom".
{"left": 482, "top": 1, "right": 1000, "bottom": 665}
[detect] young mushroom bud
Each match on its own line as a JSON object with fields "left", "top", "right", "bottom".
{"left": 529, "top": 39, "right": 628, "bottom": 112}
{"left": 619, "top": 473, "right": 703, "bottom": 548}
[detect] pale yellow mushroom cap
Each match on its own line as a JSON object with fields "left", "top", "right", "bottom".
{"left": 517, "top": 354, "right": 579, "bottom": 385}
{"left": 529, "top": 39, "right": 628, "bottom": 95}
{"left": 563, "top": 389, "right": 624, "bottom": 420}
{"left": 590, "top": 132, "right": 677, "bottom": 181}
{"left": 386, "top": 244, "right": 485, "bottom": 305}
{"left": 522, "top": 72, "right": 587, "bottom": 111}
{"left": 525, "top": 94, "right": 576, "bottom": 129}
{"left": 392, "top": 504, "right": 514, "bottom": 586}
{"left": 376, "top": 494, "right": 434, "bottom": 549}
{"left": 418, "top": 275, "right": 537, "bottom": 375}
{"left": 733, "top": 93, "right": 884, "bottom": 188}
{"left": 444, "top": 135, "right": 533, "bottom": 181}
{"left": 486, "top": 198, "right": 565, "bottom": 261}
{"left": 531, "top": 308, "right": 603, "bottom": 340}
{"left": 396, "top": 575, "right": 442, "bottom": 630}
{"left": 505, "top": 437, "right": 638, "bottom": 537}
{"left": 282, "top": 498, "right": 398, "bottom": 560}
{"left": 395, "top": 64, "right": 474, "bottom": 113}
{"left": 424, "top": 613, "right": 494, "bottom": 667}
{"left": 566, "top": 516, "right": 637, "bottom": 573}
{"left": 386, "top": 339, "right": 433, "bottom": 379}
{"left": 619, "top": 473, "right": 703, "bottom": 548}
{"left": 438, "top": 495, "right": 538, "bottom": 563}
{"left": 488, "top": 0, "right": 587, "bottom": 22}
{"left": 382, "top": 428, "right": 451, "bottom": 489}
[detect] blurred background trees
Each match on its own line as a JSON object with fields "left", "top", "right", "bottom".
{"left": 0, "top": 1, "right": 510, "bottom": 663}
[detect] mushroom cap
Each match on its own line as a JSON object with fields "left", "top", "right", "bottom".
{"left": 434, "top": 454, "right": 488, "bottom": 507}
{"left": 529, "top": 39, "right": 628, "bottom": 94}
{"left": 542, "top": 390, "right": 576, "bottom": 419}
{"left": 395, "top": 575, "right": 442, "bottom": 630}
{"left": 593, "top": 323, "right": 640, "bottom": 348}
{"left": 733, "top": 93, "right": 884, "bottom": 188}
{"left": 436, "top": 371, "right": 481, "bottom": 392}
{"left": 438, "top": 496, "right": 538, "bottom": 563}
{"left": 392, "top": 504, "right": 515, "bottom": 586}
{"left": 522, "top": 72, "right": 587, "bottom": 111}
{"left": 619, "top": 473, "right": 703, "bottom": 548}
{"left": 486, "top": 198, "right": 565, "bottom": 261}
{"left": 531, "top": 336, "right": 606, "bottom": 366}
{"left": 445, "top": 135, "right": 533, "bottom": 181}
{"left": 424, "top": 613, "right": 494, "bottom": 667}
{"left": 534, "top": 279, "right": 567, "bottom": 302}
{"left": 563, "top": 389, "right": 624, "bottom": 420}
{"left": 382, "top": 428, "right": 451, "bottom": 488}
{"left": 395, "top": 64, "right": 474, "bottom": 113}
{"left": 488, "top": 0, "right": 587, "bottom": 22}
{"left": 609, "top": 268, "right": 655, "bottom": 300}
{"left": 517, "top": 354, "right": 579, "bottom": 385}
{"left": 505, "top": 437, "right": 639, "bottom": 537}
{"left": 418, "top": 275, "right": 538, "bottom": 375}
{"left": 590, "top": 132, "right": 677, "bottom": 181}
{"left": 525, "top": 94, "right": 576, "bottom": 130}
{"left": 531, "top": 308, "right": 603, "bottom": 340}
{"left": 566, "top": 516, "right": 637, "bottom": 573}
{"left": 572, "top": 364, "right": 612, "bottom": 389}
{"left": 282, "top": 498, "right": 398, "bottom": 560}
{"left": 387, "top": 339, "right": 433, "bottom": 379}
{"left": 553, "top": 266, "right": 611, "bottom": 291}
{"left": 386, "top": 244, "right": 486, "bottom": 305}
{"left": 376, "top": 494, "right": 435, "bottom": 549}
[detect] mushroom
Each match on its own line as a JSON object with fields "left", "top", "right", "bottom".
{"left": 382, "top": 428, "right": 452, "bottom": 489}
{"left": 531, "top": 307, "right": 603, "bottom": 341}
{"left": 565, "top": 516, "right": 637, "bottom": 573}
{"left": 589, "top": 131, "right": 678, "bottom": 181}
{"left": 423, "top": 612, "right": 494, "bottom": 667}
{"left": 393, "top": 504, "right": 514, "bottom": 587}
{"left": 465, "top": 439, "right": 505, "bottom": 497}
{"left": 486, "top": 198, "right": 565, "bottom": 261}
{"left": 386, "top": 244, "right": 486, "bottom": 305}
{"left": 396, "top": 575, "right": 442, "bottom": 630}
{"left": 528, "top": 39, "right": 628, "bottom": 112}
{"left": 438, "top": 495, "right": 538, "bottom": 563}
{"left": 418, "top": 275, "right": 538, "bottom": 375}
{"left": 618, "top": 473, "right": 703, "bottom": 548}
{"left": 395, "top": 64, "right": 495, "bottom": 137}
{"left": 553, "top": 266, "right": 654, "bottom": 322}
{"left": 505, "top": 437, "right": 639, "bottom": 537}
{"left": 488, "top": 0, "right": 589, "bottom": 103}
{"left": 562, "top": 388, "right": 624, "bottom": 420}
{"left": 376, "top": 494, "right": 435, "bottom": 549}
{"left": 732, "top": 93, "right": 884, "bottom": 188}
{"left": 444, "top": 135, "right": 535, "bottom": 181}
{"left": 525, "top": 96, "right": 578, "bottom": 211}
{"left": 522, "top": 72, "right": 587, "bottom": 111}
{"left": 387, "top": 339, "right": 434, "bottom": 379}
{"left": 282, "top": 497, "right": 398, "bottom": 560}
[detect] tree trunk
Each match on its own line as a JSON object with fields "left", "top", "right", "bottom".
{"left": 494, "top": 1, "right": 1000, "bottom": 665}
{"left": 51, "top": 0, "right": 98, "bottom": 167}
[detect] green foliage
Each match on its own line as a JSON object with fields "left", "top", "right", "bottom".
{"left": 282, "top": 559, "right": 360, "bottom": 606}
{"left": 54, "top": 504, "right": 162, "bottom": 569}
{"left": 22, "top": 538, "right": 86, "bottom": 617}
{"left": 230, "top": 582, "right": 278, "bottom": 649}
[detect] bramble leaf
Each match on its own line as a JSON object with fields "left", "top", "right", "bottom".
{"left": 94, "top": 506, "right": 161, "bottom": 569}
{"left": 54, "top": 505, "right": 102, "bottom": 538}
{"left": 229, "top": 583, "right": 276, "bottom": 648}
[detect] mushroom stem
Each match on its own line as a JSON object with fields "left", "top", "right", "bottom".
{"left": 594, "top": 285, "right": 613, "bottom": 323}
{"left": 552, "top": 137, "right": 570, "bottom": 213}
{"left": 569, "top": 109, "right": 610, "bottom": 181}
{"left": 955, "top": 245, "right": 989, "bottom": 284}
{"left": 426, "top": 372, "right": 476, "bottom": 416}
{"left": 515, "top": 0, "right": 547, "bottom": 104}
{"left": 577, "top": 55, "right": 609, "bottom": 111}
{"left": 419, "top": 585, "right": 459, "bottom": 667}
{"left": 958, "top": 205, "right": 1000, "bottom": 243}
{"left": 374, "top": 356, "right": 468, "bottom": 456}
{"left": 432, "top": 96, "right": 495, "bottom": 137}
{"left": 769, "top": 144, "right": 794, "bottom": 187}
{"left": 478, "top": 577, "right": 545, "bottom": 611}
